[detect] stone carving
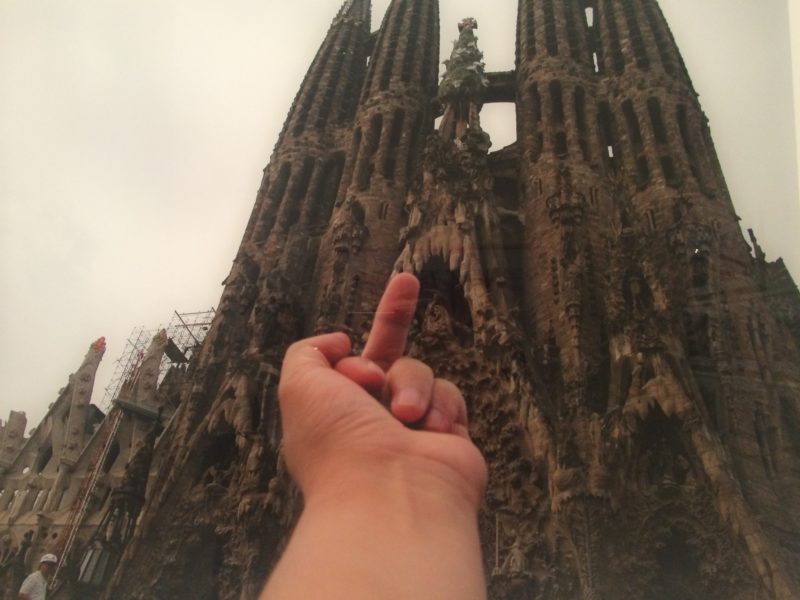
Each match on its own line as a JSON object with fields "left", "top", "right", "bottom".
{"left": 3, "top": 5, "right": 798, "bottom": 600}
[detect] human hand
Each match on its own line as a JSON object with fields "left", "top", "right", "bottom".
{"left": 278, "top": 273, "right": 487, "bottom": 512}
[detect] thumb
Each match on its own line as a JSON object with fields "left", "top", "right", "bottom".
{"left": 279, "top": 332, "right": 352, "bottom": 410}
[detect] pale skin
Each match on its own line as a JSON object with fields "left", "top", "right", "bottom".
{"left": 261, "top": 273, "right": 488, "bottom": 600}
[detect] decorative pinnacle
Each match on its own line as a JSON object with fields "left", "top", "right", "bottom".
{"left": 439, "top": 18, "right": 488, "bottom": 104}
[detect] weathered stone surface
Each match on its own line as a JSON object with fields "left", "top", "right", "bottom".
{"left": 2, "top": 1, "right": 799, "bottom": 599}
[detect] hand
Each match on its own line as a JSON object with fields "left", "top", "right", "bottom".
{"left": 278, "top": 273, "right": 487, "bottom": 510}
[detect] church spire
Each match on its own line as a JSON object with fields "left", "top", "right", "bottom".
{"left": 337, "top": 0, "right": 370, "bottom": 21}
{"left": 60, "top": 338, "right": 106, "bottom": 468}
{"left": 437, "top": 17, "right": 488, "bottom": 141}
{"left": 245, "top": 0, "right": 371, "bottom": 245}
{"left": 312, "top": 0, "right": 440, "bottom": 334}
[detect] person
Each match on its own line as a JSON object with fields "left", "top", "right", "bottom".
{"left": 18, "top": 553, "right": 57, "bottom": 600}
{"left": 261, "top": 273, "right": 488, "bottom": 600}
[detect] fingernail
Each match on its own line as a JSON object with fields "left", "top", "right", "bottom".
{"left": 393, "top": 389, "right": 422, "bottom": 411}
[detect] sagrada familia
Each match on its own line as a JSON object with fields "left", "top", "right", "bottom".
{"left": 2, "top": 1, "right": 799, "bottom": 598}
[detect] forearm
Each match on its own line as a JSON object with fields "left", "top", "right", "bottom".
{"left": 262, "top": 460, "right": 486, "bottom": 600}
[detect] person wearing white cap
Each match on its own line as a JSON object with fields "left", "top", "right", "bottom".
{"left": 18, "top": 553, "right": 57, "bottom": 600}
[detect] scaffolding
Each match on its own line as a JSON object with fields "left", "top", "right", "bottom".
{"left": 100, "top": 309, "right": 216, "bottom": 410}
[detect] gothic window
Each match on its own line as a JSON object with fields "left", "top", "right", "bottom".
{"left": 361, "top": 36, "right": 380, "bottom": 101}
{"left": 574, "top": 86, "right": 590, "bottom": 162}
{"left": 585, "top": 1, "right": 603, "bottom": 73}
{"left": 421, "top": 0, "right": 438, "bottom": 94}
{"left": 271, "top": 163, "right": 292, "bottom": 206}
{"left": 601, "top": 0, "right": 625, "bottom": 74}
{"left": 531, "top": 82, "right": 542, "bottom": 122}
{"left": 543, "top": 0, "right": 558, "bottom": 56}
{"left": 382, "top": 109, "right": 405, "bottom": 181}
{"left": 640, "top": 0, "right": 676, "bottom": 75}
{"left": 622, "top": 100, "right": 644, "bottom": 148}
{"left": 690, "top": 251, "right": 709, "bottom": 288}
{"left": 356, "top": 113, "right": 383, "bottom": 190}
{"left": 565, "top": 2, "right": 582, "bottom": 61}
{"left": 502, "top": 213, "right": 525, "bottom": 307}
{"left": 677, "top": 105, "right": 704, "bottom": 185}
{"left": 550, "top": 81, "right": 568, "bottom": 158}
{"left": 309, "top": 153, "right": 345, "bottom": 229}
{"left": 401, "top": 0, "right": 421, "bottom": 83}
{"left": 551, "top": 258, "right": 560, "bottom": 303}
{"left": 660, "top": 156, "right": 679, "bottom": 187}
{"left": 647, "top": 98, "right": 668, "bottom": 144}
{"left": 526, "top": 0, "right": 536, "bottom": 58}
{"left": 621, "top": 0, "right": 649, "bottom": 69}
{"left": 350, "top": 200, "right": 366, "bottom": 225}
{"left": 550, "top": 81, "right": 565, "bottom": 125}
{"left": 283, "top": 158, "right": 315, "bottom": 228}
{"left": 555, "top": 132, "right": 568, "bottom": 158}
{"left": 405, "top": 112, "right": 423, "bottom": 181}
{"left": 254, "top": 161, "right": 292, "bottom": 242}
{"left": 622, "top": 100, "right": 650, "bottom": 186}
{"left": 379, "top": 0, "right": 406, "bottom": 90}
{"left": 317, "top": 28, "right": 353, "bottom": 128}
{"left": 339, "top": 52, "right": 361, "bottom": 120}
{"left": 529, "top": 83, "right": 543, "bottom": 161}
{"left": 293, "top": 80, "right": 319, "bottom": 136}
{"left": 597, "top": 101, "right": 620, "bottom": 169}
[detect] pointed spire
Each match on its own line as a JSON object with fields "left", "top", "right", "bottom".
{"left": 337, "top": 0, "right": 370, "bottom": 22}
{"left": 116, "top": 330, "right": 168, "bottom": 415}
{"left": 0, "top": 411, "right": 27, "bottom": 472}
{"left": 246, "top": 0, "right": 372, "bottom": 244}
{"left": 60, "top": 338, "right": 106, "bottom": 468}
{"left": 280, "top": 0, "right": 372, "bottom": 141}
{"left": 437, "top": 18, "right": 489, "bottom": 141}
{"left": 360, "top": 0, "right": 439, "bottom": 101}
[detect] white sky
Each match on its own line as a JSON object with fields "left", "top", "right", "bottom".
{"left": 1, "top": 0, "right": 798, "bottom": 431}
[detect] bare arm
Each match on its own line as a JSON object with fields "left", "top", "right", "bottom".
{"left": 261, "top": 274, "right": 487, "bottom": 600}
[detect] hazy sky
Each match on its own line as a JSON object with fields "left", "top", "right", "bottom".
{"left": 1, "top": 0, "right": 798, "bottom": 431}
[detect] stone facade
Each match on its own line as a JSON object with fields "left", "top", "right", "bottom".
{"left": 0, "top": 334, "right": 183, "bottom": 598}
{"left": 2, "top": 1, "right": 799, "bottom": 599}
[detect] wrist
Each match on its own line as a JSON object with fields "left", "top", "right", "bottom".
{"left": 278, "top": 453, "right": 487, "bottom": 600}
{"left": 301, "top": 447, "right": 483, "bottom": 523}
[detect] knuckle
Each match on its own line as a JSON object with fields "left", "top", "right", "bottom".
{"left": 391, "top": 360, "right": 434, "bottom": 391}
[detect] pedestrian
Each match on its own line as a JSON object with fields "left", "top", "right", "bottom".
{"left": 18, "top": 554, "right": 57, "bottom": 600}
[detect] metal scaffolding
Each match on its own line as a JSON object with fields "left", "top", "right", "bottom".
{"left": 100, "top": 309, "right": 216, "bottom": 410}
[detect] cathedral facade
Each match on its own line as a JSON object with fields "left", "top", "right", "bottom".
{"left": 2, "top": 1, "right": 799, "bottom": 599}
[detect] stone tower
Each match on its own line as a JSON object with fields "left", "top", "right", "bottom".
{"left": 99, "top": 1, "right": 800, "bottom": 599}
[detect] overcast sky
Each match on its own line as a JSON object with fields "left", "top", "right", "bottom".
{"left": 1, "top": 0, "right": 798, "bottom": 431}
